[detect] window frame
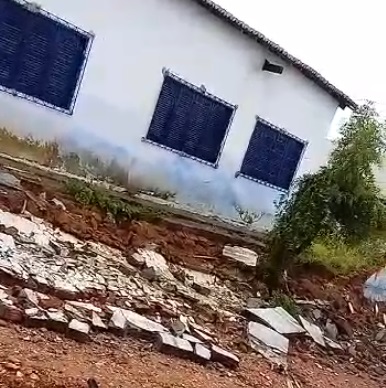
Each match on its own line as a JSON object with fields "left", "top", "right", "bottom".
{"left": 236, "top": 115, "right": 308, "bottom": 192}
{"left": 142, "top": 68, "right": 237, "bottom": 168}
{"left": 0, "top": 0, "right": 94, "bottom": 115}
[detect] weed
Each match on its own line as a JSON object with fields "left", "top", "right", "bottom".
{"left": 270, "top": 292, "right": 300, "bottom": 317}
{"left": 65, "top": 179, "right": 163, "bottom": 223}
{"left": 234, "top": 204, "right": 262, "bottom": 225}
{"left": 301, "top": 233, "right": 386, "bottom": 275}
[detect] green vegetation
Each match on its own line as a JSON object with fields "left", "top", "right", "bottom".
{"left": 266, "top": 103, "right": 386, "bottom": 288}
{"left": 65, "top": 179, "right": 163, "bottom": 223}
{"left": 270, "top": 292, "right": 300, "bottom": 317}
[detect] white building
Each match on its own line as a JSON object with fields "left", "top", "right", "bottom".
{"left": 0, "top": 0, "right": 356, "bottom": 228}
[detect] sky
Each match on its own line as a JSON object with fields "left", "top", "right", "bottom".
{"left": 216, "top": 0, "right": 386, "bottom": 132}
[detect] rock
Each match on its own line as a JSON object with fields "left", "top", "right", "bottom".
{"left": 0, "top": 300, "right": 23, "bottom": 323}
{"left": 191, "top": 328, "right": 214, "bottom": 344}
{"left": 247, "top": 307, "right": 305, "bottom": 335}
{"left": 19, "top": 288, "right": 39, "bottom": 308}
{"left": 312, "top": 309, "right": 323, "bottom": 321}
{"left": 128, "top": 252, "right": 146, "bottom": 268}
{"left": 68, "top": 319, "right": 91, "bottom": 342}
{"left": 47, "top": 310, "right": 68, "bottom": 333}
{"left": 4, "top": 362, "right": 20, "bottom": 371}
{"left": 122, "top": 309, "right": 168, "bottom": 337}
{"left": 0, "top": 171, "right": 22, "bottom": 191}
{"left": 87, "top": 378, "right": 100, "bottom": 388}
{"left": 66, "top": 301, "right": 102, "bottom": 314}
{"left": 325, "top": 320, "right": 338, "bottom": 341}
{"left": 155, "top": 332, "right": 194, "bottom": 358}
{"left": 171, "top": 319, "right": 187, "bottom": 336}
{"left": 299, "top": 316, "right": 325, "bottom": 347}
{"left": 51, "top": 198, "right": 66, "bottom": 211}
{"left": 222, "top": 245, "right": 258, "bottom": 267}
{"left": 182, "top": 333, "right": 203, "bottom": 344}
{"left": 246, "top": 298, "right": 264, "bottom": 309}
{"left": 194, "top": 343, "right": 211, "bottom": 361}
{"left": 109, "top": 309, "right": 127, "bottom": 334}
{"left": 210, "top": 344, "right": 239, "bottom": 369}
{"left": 248, "top": 321, "right": 289, "bottom": 366}
{"left": 375, "top": 329, "right": 386, "bottom": 342}
{"left": 135, "top": 249, "right": 174, "bottom": 281}
{"left": 334, "top": 317, "right": 353, "bottom": 338}
{"left": 184, "top": 269, "right": 214, "bottom": 297}
{"left": 24, "top": 308, "right": 48, "bottom": 328}
{"left": 92, "top": 311, "right": 107, "bottom": 330}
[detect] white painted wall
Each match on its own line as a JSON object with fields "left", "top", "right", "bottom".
{"left": 0, "top": 0, "right": 339, "bottom": 228}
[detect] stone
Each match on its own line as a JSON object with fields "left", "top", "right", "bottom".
{"left": 127, "top": 252, "right": 146, "bottom": 268}
{"left": 135, "top": 249, "right": 174, "bottom": 280}
{"left": 325, "top": 320, "right": 338, "bottom": 341}
{"left": 299, "top": 316, "right": 325, "bottom": 347}
{"left": 248, "top": 321, "right": 289, "bottom": 366}
{"left": 68, "top": 319, "right": 91, "bottom": 342}
{"left": 171, "top": 319, "right": 187, "bottom": 336}
{"left": 182, "top": 333, "right": 203, "bottom": 344}
{"left": 19, "top": 288, "right": 39, "bottom": 308}
{"left": 247, "top": 307, "right": 305, "bottom": 335}
{"left": 191, "top": 328, "right": 214, "bottom": 343}
{"left": 92, "top": 311, "right": 107, "bottom": 330}
{"left": 109, "top": 309, "right": 127, "bottom": 334}
{"left": 334, "top": 317, "right": 353, "bottom": 338}
{"left": 51, "top": 198, "right": 66, "bottom": 211}
{"left": 184, "top": 269, "right": 214, "bottom": 297}
{"left": 121, "top": 309, "right": 168, "bottom": 336}
{"left": 246, "top": 298, "right": 264, "bottom": 309}
{"left": 324, "top": 337, "right": 343, "bottom": 351}
{"left": 194, "top": 343, "right": 211, "bottom": 361}
{"left": 210, "top": 344, "right": 239, "bottom": 369}
{"left": 0, "top": 171, "right": 22, "bottom": 191}
{"left": 222, "top": 245, "right": 258, "bottom": 267}
{"left": 24, "top": 308, "right": 48, "bottom": 328}
{"left": 375, "top": 329, "right": 386, "bottom": 342}
{"left": 47, "top": 310, "right": 68, "bottom": 333}
{"left": 0, "top": 300, "right": 23, "bottom": 323}
{"left": 156, "top": 332, "right": 193, "bottom": 357}
{"left": 66, "top": 301, "right": 102, "bottom": 314}
{"left": 312, "top": 309, "right": 323, "bottom": 321}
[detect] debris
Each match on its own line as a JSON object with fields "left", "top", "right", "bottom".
{"left": 325, "top": 319, "right": 338, "bottom": 341}
{"left": 66, "top": 301, "right": 102, "bottom": 314}
{"left": 68, "top": 319, "right": 91, "bottom": 342}
{"left": 247, "top": 307, "right": 305, "bottom": 335}
{"left": 109, "top": 309, "right": 127, "bottom": 334}
{"left": 334, "top": 317, "right": 353, "bottom": 338}
{"left": 324, "top": 337, "right": 343, "bottom": 351}
{"left": 134, "top": 249, "right": 174, "bottom": 281}
{"left": 248, "top": 321, "right": 289, "bottom": 366}
{"left": 24, "top": 308, "right": 48, "bottom": 328}
{"left": 92, "top": 311, "right": 107, "bottom": 330}
{"left": 155, "top": 332, "right": 193, "bottom": 357}
{"left": 122, "top": 309, "right": 168, "bottom": 335}
{"left": 194, "top": 343, "right": 211, "bottom": 361}
{"left": 246, "top": 297, "right": 264, "bottom": 309}
{"left": 0, "top": 300, "right": 23, "bottom": 323}
{"left": 51, "top": 198, "right": 66, "bottom": 211}
{"left": 348, "top": 302, "right": 355, "bottom": 314}
{"left": 222, "top": 245, "right": 258, "bottom": 267}
{"left": 47, "top": 310, "right": 68, "bottom": 333}
{"left": 375, "top": 329, "right": 386, "bottom": 342}
{"left": 299, "top": 316, "right": 325, "bottom": 347}
{"left": 311, "top": 309, "right": 322, "bottom": 321}
{"left": 182, "top": 333, "right": 203, "bottom": 344}
{"left": 0, "top": 171, "right": 22, "bottom": 191}
{"left": 184, "top": 269, "right": 214, "bottom": 297}
{"left": 171, "top": 318, "right": 187, "bottom": 337}
{"left": 210, "top": 344, "right": 239, "bottom": 369}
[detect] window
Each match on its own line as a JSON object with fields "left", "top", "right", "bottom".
{"left": 144, "top": 70, "right": 235, "bottom": 166}
{"left": 0, "top": 0, "right": 93, "bottom": 114}
{"left": 238, "top": 117, "right": 307, "bottom": 191}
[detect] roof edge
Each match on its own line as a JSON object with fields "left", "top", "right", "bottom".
{"left": 190, "top": 0, "right": 358, "bottom": 110}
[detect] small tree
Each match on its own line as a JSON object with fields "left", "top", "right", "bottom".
{"left": 266, "top": 103, "right": 386, "bottom": 290}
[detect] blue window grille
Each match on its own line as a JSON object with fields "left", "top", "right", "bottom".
{"left": 238, "top": 117, "right": 307, "bottom": 191}
{"left": 144, "top": 69, "right": 236, "bottom": 167}
{"left": 0, "top": 0, "right": 93, "bottom": 114}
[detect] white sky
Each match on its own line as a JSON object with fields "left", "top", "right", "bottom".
{"left": 216, "top": 0, "right": 386, "bottom": 132}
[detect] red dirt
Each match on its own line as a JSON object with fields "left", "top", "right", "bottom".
{"left": 0, "top": 323, "right": 380, "bottom": 388}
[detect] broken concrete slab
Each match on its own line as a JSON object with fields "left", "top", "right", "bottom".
{"left": 299, "top": 316, "right": 325, "bottom": 347}
{"left": 194, "top": 343, "right": 211, "bottom": 361}
{"left": 68, "top": 319, "right": 91, "bottom": 342}
{"left": 248, "top": 321, "right": 289, "bottom": 366}
{"left": 210, "top": 344, "right": 239, "bottom": 369}
{"left": 247, "top": 307, "right": 304, "bottom": 335}
{"left": 122, "top": 309, "right": 168, "bottom": 335}
{"left": 46, "top": 310, "right": 68, "bottom": 333}
{"left": 91, "top": 311, "right": 107, "bottom": 330}
{"left": 155, "top": 332, "right": 193, "bottom": 358}
{"left": 109, "top": 309, "right": 127, "bottom": 334}
{"left": 182, "top": 333, "right": 203, "bottom": 344}
{"left": 24, "top": 308, "right": 48, "bottom": 328}
{"left": 222, "top": 245, "right": 258, "bottom": 267}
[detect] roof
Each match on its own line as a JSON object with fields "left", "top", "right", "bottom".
{"left": 190, "top": 0, "right": 357, "bottom": 110}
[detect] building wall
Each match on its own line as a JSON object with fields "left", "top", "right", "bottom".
{"left": 0, "top": 0, "right": 339, "bottom": 228}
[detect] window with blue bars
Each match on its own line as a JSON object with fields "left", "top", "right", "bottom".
{"left": 146, "top": 73, "right": 234, "bottom": 166}
{"left": 0, "top": 0, "right": 91, "bottom": 113}
{"left": 240, "top": 118, "right": 306, "bottom": 191}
